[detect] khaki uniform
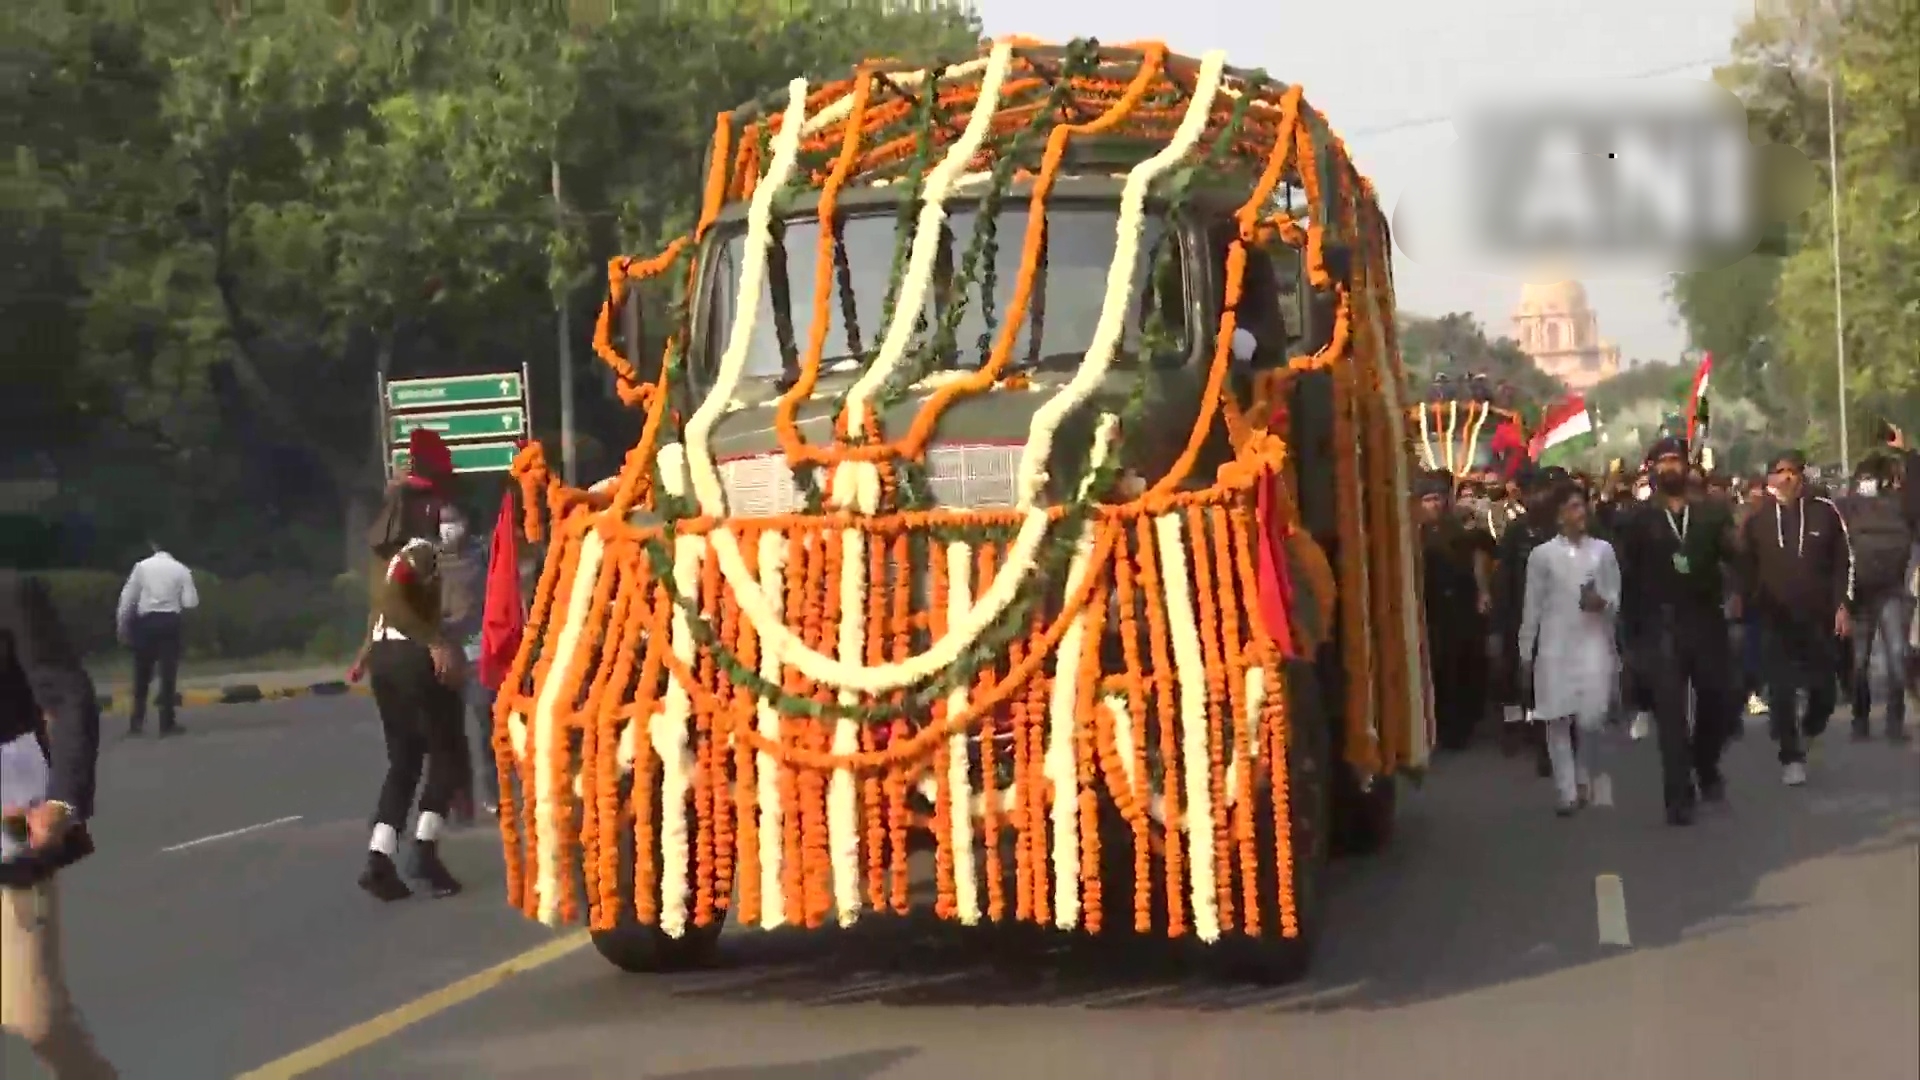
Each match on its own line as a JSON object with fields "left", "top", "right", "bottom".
{"left": 1, "top": 880, "right": 118, "bottom": 1078}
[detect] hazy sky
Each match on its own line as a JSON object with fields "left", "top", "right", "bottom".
{"left": 977, "top": 0, "right": 1757, "bottom": 366}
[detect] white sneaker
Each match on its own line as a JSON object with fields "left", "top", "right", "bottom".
{"left": 1746, "top": 694, "right": 1768, "bottom": 716}
{"left": 1629, "top": 712, "right": 1651, "bottom": 740}
{"left": 1783, "top": 761, "right": 1808, "bottom": 786}
{"left": 1591, "top": 774, "right": 1615, "bottom": 807}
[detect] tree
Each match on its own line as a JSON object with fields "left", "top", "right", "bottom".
{"left": 1770, "top": 0, "right": 1920, "bottom": 459}
{"left": 1397, "top": 311, "right": 1567, "bottom": 419}
{"left": 1673, "top": 0, "right": 1919, "bottom": 462}
{"left": 1584, "top": 360, "right": 1689, "bottom": 418}
{"left": 8, "top": 0, "right": 981, "bottom": 573}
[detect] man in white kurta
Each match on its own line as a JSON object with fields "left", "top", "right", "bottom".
{"left": 1519, "top": 489, "right": 1622, "bottom": 814}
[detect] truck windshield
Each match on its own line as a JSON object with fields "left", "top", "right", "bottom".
{"left": 703, "top": 206, "right": 1183, "bottom": 387}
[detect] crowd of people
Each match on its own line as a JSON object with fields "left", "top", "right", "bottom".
{"left": 1420, "top": 427, "right": 1920, "bottom": 825}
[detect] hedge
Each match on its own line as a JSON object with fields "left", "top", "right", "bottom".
{"left": 40, "top": 569, "right": 369, "bottom": 662}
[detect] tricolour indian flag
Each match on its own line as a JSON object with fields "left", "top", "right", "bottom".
{"left": 1530, "top": 394, "right": 1595, "bottom": 467}
{"left": 1685, "top": 352, "right": 1712, "bottom": 445}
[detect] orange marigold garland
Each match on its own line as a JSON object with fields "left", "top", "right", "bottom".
{"left": 489, "top": 41, "right": 1427, "bottom": 959}
{"left": 886, "top": 530, "right": 913, "bottom": 915}
{"left": 1211, "top": 504, "right": 1260, "bottom": 937}
{"left": 928, "top": 541, "right": 958, "bottom": 920}
{"left": 1184, "top": 505, "right": 1235, "bottom": 933}
{"left": 1131, "top": 514, "right": 1186, "bottom": 937}
{"left": 1106, "top": 532, "right": 1154, "bottom": 933}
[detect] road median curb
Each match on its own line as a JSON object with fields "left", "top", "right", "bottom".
{"left": 98, "top": 679, "right": 372, "bottom": 713}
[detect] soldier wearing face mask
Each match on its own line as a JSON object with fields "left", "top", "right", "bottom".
{"left": 436, "top": 503, "right": 487, "bottom": 819}
{"left": 1837, "top": 454, "right": 1912, "bottom": 742}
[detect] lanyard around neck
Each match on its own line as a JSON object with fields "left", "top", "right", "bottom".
{"left": 1774, "top": 500, "right": 1807, "bottom": 557}
{"left": 1664, "top": 504, "right": 1689, "bottom": 543}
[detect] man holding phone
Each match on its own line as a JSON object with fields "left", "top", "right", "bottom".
{"left": 1, "top": 570, "right": 118, "bottom": 1078}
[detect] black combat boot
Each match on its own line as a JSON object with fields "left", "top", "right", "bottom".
{"left": 359, "top": 851, "right": 413, "bottom": 902}
{"left": 409, "top": 840, "right": 463, "bottom": 898}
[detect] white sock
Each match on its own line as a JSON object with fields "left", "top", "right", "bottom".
{"left": 415, "top": 811, "right": 444, "bottom": 843}
{"left": 370, "top": 823, "right": 398, "bottom": 856}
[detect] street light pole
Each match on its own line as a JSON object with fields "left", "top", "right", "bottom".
{"left": 1823, "top": 75, "right": 1849, "bottom": 474}
{"left": 550, "top": 157, "right": 577, "bottom": 487}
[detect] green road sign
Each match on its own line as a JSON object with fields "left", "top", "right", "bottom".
{"left": 387, "top": 372, "right": 522, "bottom": 411}
{"left": 390, "top": 407, "right": 525, "bottom": 445}
{"left": 390, "top": 440, "right": 519, "bottom": 475}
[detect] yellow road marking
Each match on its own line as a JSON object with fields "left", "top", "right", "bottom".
{"left": 233, "top": 931, "right": 590, "bottom": 1079}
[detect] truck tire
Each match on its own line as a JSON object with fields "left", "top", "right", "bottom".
{"left": 590, "top": 781, "right": 727, "bottom": 974}
{"left": 1210, "top": 656, "right": 1333, "bottom": 984}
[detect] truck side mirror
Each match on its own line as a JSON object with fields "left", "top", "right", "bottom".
{"left": 1298, "top": 240, "right": 1355, "bottom": 357}
{"left": 622, "top": 286, "right": 661, "bottom": 386}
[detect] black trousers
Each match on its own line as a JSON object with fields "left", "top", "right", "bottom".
{"left": 1632, "top": 609, "right": 1736, "bottom": 808}
{"left": 129, "top": 611, "right": 183, "bottom": 728}
{"left": 1430, "top": 608, "right": 1488, "bottom": 749}
{"left": 367, "top": 639, "right": 468, "bottom": 830}
{"left": 1761, "top": 614, "right": 1839, "bottom": 764}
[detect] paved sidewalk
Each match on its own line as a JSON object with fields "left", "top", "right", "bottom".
{"left": 94, "top": 665, "right": 370, "bottom": 713}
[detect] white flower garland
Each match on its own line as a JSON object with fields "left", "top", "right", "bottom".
{"left": 1442, "top": 400, "right": 1459, "bottom": 474}
{"left": 753, "top": 529, "right": 790, "bottom": 929}
{"left": 531, "top": 526, "right": 606, "bottom": 926}
{"left": 1152, "top": 511, "right": 1221, "bottom": 942}
{"left": 1416, "top": 403, "right": 1435, "bottom": 470}
{"left": 828, "top": 478, "right": 880, "bottom": 927}
{"left": 1221, "top": 666, "right": 1265, "bottom": 809}
{"left": 1043, "top": 531, "right": 1100, "bottom": 928}
{"left": 1462, "top": 402, "right": 1489, "bottom": 473}
{"left": 676, "top": 51, "right": 1225, "bottom": 697}
{"left": 841, "top": 42, "right": 1014, "bottom": 450}
{"left": 653, "top": 532, "right": 703, "bottom": 939}
{"left": 942, "top": 540, "right": 982, "bottom": 925}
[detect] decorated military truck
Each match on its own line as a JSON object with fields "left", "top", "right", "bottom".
{"left": 497, "top": 38, "right": 1430, "bottom": 983}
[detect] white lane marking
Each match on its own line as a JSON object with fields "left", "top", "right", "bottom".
{"left": 160, "top": 815, "right": 302, "bottom": 853}
{"left": 1595, "top": 872, "right": 1631, "bottom": 947}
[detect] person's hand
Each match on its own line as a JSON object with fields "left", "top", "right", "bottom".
{"left": 19, "top": 802, "right": 73, "bottom": 850}
{"left": 347, "top": 660, "right": 365, "bottom": 684}
{"left": 1579, "top": 583, "right": 1606, "bottom": 613}
{"left": 1476, "top": 591, "right": 1493, "bottom": 616}
{"left": 431, "top": 644, "right": 462, "bottom": 685}
{"left": 1834, "top": 606, "right": 1852, "bottom": 639}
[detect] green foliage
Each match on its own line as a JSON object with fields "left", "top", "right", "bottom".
{"left": 39, "top": 569, "right": 367, "bottom": 661}
{"left": 1584, "top": 360, "right": 1689, "bottom": 418}
{"left": 1671, "top": 0, "right": 1919, "bottom": 462}
{"left": 1397, "top": 311, "right": 1567, "bottom": 419}
{"left": 8, "top": 0, "right": 981, "bottom": 576}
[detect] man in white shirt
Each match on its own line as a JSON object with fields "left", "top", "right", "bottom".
{"left": 115, "top": 542, "right": 198, "bottom": 737}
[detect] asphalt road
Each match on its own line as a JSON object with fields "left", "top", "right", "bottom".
{"left": 4, "top": 698, "right": 1916, "bottom": 1080}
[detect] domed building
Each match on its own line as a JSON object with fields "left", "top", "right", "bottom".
{"left": 1510, "top": 280, "right": 1621, "bottom": 392}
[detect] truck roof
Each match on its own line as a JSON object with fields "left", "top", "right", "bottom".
{"left": 700, "top": 39, "right": 1377, "bottom": 234}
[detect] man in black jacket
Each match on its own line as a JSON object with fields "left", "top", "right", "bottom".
{"left": 0, "top": 570, "right": 118, "bottom": 1078}
{"left": 1615, "top": 438, "right": 1742, "bottom": 825}
{"left": 1738, "top": 449, "right": 1856, "bottom": 787}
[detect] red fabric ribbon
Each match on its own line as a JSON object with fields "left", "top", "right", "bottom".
{"left": 1254, "top": 469, "right": 1298, "bottom": 658}
{"left": 479, "top": 489, "right": 526, "bottom": 691}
